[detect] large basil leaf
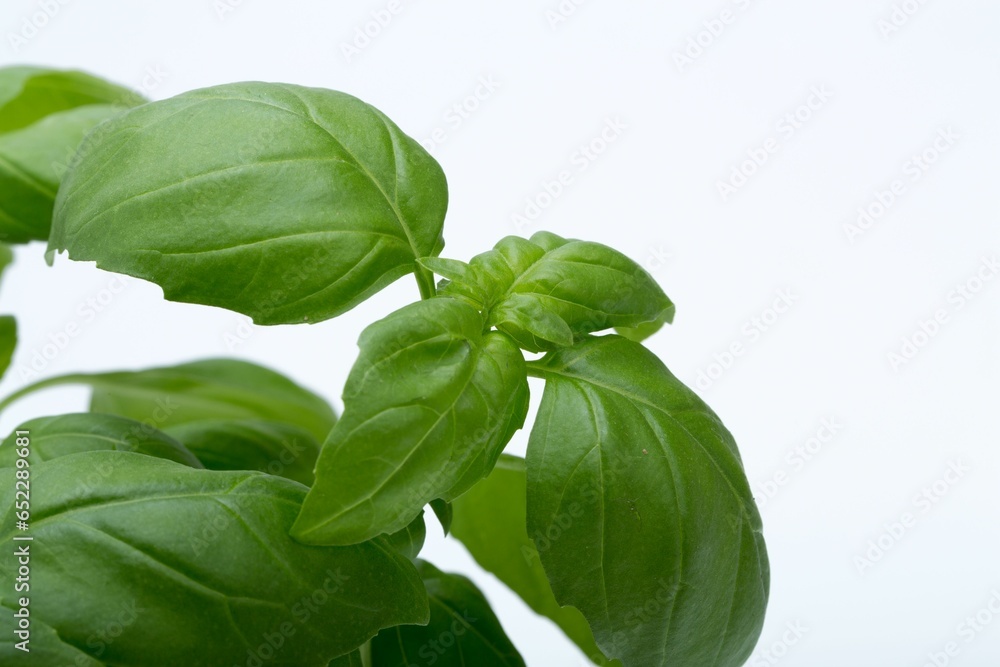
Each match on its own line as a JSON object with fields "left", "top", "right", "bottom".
{"left": 0, "top": 413, "right": 202, "bottom": 468}
{"left": 0, "top": 315, "right": 14, "bottom": 382}
{"left": 0, "top": 606, "right": 102, "bottom": 666}
{"left": 294, "top": 297, "right": 528, "bottom": 546}
{"left": 0, "top": 358, "right": 337, "bottom": 442}
{"left": 0, "top": 66, "right": 144, "bottom": 134}
{"left": 370, "top": 560, "right": 525, "bottom": 667}
{"left": 422, "top": 232, "right": 673, "bottom": 351}
{"left": 0, "top": 104, "right": 131, "bottom": 242}
{"left": 451, "top": 455, "right": 620, "bottom": 666}
{"left": 0, "top": 451, "right": 429, "bottom": 666}
{"left": 165, "top": 419, "right": 320, "bottom": 485}
{"left": 526, "top": 336, "right": 769, "bottom": 667}
{"left": 49, "top": 81, "right": 448, "bottom": 324}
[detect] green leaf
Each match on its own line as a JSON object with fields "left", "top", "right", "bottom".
{"left": 0, "top": 104, "right": 131, "bottom": 243}
{"left": 0, "top": 451, "right": 429, "bottom": 666}
{"left": 164, "top": 419, "right": 320, "bottom": 485}
{"left": 370, "top": 560, "right": 525, "bottom": 667}
{"left": 614, "top": 303, "right": 676, "bottom": 343}
{"left": 451, "top": 455, "right": 620, "bottom": 666}
{"left": 385, "top": 510, "right": 427, "bottom": 561}
{"left": 0, "top": 604, "right": 102, "bottom": 666}
{"left": 430, "top": 498, "right": 453, "bottom": 536}
{"left": 0, "top": 315, "right": 14, "bottom": 382}
{"left": 0, "top": 413, "right": 203, "bottom": 468}
{"left": 429, "top": 233, "right": 674, "bottom": 352}
{"left": 294, "top": 297, "right": 529, "bottom": 546}
{"left": 0, "top": 67, "right": 145, "bottom": 244}
{"left": 525, "top": 336, "right": 769, "bottom": 667}
{"left": 0, "top": 358, "right": 337, "bottom": 442}
{"left": 0, "top": 66, "right": 145, "bottom": 135}
{"left": 49, "top": 81, "right": 448, "bottom": 324}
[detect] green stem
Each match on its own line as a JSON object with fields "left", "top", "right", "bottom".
{"left": 415, "top": 264, "right": 436, "bottom": 300}
{"left": 360, "top": 641, "right": 372, "bottom": 667}
{"left": 524, "top": 361, "right": 548, "bottom": 380}
{"left": 0, "top": 374, "right": 90, "bottom": 415}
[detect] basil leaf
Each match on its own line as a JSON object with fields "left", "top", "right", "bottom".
{"left": 428, "top": 233, "right": 673, "bottom": 352}
{"left": 526, "top": 336, "right": 769, "bottom": 666}
{"left": 370, "top": 560, "right": 525, "bottom": 667}
{"left": 0, "top": 604, "right": 102, "bottom": 666}
{"left": 430, "top": 498, "right": 453, "bottom": 536}
{"left": 164, "top": 419, "right": 320, "bottom": 485}
{"left": 0, "top": 315, "right": 14, "bottom": 382}
{"left": 385, "top": 510, "right": 426, "bottom": 561}
{"left": 0, "top": 413, "right": 202, "bottom": 468}
{"left": 451, "top": 455, "right": 620, "bottom": 666}
{"left": 614, "top": 309, "right": 674, "bottom": 343}
{"left": 0, "top": 451, "right": 429, "bottom": 666}
{"left": 49, "top": 81, "right": 448, "bottom": 324}
{"left": 0, "top": 358, "right": 337, "bottom": 442}
{"left": 294, "top": 298, "right": 529, "bottom": 546}
{"left": 0, "top": 104, "right": 130, "bottom": 243}
{"left": 0, "top": 66, "right": 144, "bottom": 134}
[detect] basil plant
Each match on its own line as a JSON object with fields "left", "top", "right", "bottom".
{"left": 0, "top": 67, "right": 769, "bottom": 667}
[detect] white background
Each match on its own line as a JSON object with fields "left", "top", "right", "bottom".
{"left": 2, "top": 1, "right": 999, "bottom": 665}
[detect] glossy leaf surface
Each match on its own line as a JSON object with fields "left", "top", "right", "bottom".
{"left": 0, "top": 104, "right": 129, "bottom": 242}
{"left": 451, "top": 455, "right": 619, "bottom": 666}
{"left": 0, "top": 66, "right": 143, "bottom": 133}
{"left": 165, "top": 418, "right": 320, "bottom": 485}
{"left": 526, "top": 336, "right": 769, "bottom": 667}
{"left": 1, "top": 358, "right": 337, "bottom": 442}
{"left": 294, "top": 298, "right": 528, "bottom": 546}
{"left": 49, "top": 82, "right": 448, "bottom": 324}
{"left": 0, "top": 413, "right": 202, "bottom": 468}
{"left": 426, "top": 232, "right": 673, "bottom": 351}
{"left": 0, "top": 451, "right": 428, "bottom": 666}
{"left": 370, "top": 561, "right": 524, "bottom": 667}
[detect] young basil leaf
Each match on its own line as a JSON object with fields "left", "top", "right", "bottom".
{"left": 0, "top": 451, "right": 429, "bottom": 666}
{"left": 164, "top": 419, "right": 320, "bottom": 485}
{"left": 0, "top": 358, "right": 337, "bottom": 442}
{"left": 417, "top": 256, "right": 489, "bottom": 307}
{"left": 451, "top": 455, "right": 620, "bottom": 667}
{"left": 293, "top": 298, "right": 529, "bottom": 546}
{"left": 0, "top": 104, "right": 131, "bottom": 243}
{"left": 0, "top": 315, "right": 14, "bottom": 383}
{"left": 370, "top": 560, "right": 525, "bottom": 667}
{"left": 526, "top": 336, "right": 769, "bottom": 667}
{"left": 385, "top": 510, "right": 427, "bottom": 561}
{"left": 49, "top": 81, "right": 448, "bottom": 324}
{"left": 430, "top": 498, "right": 454, "bottom": 536}
{"left": 0, "top": 413, "right": 202, "bottom": 468}
{"left": 0, "top": 66, "right": 145, "bottom": 134}
{"left": 427, "top": 233, "right": 673, "bottom": 352}
{"left": 0, "top": 604, "right": 102, "bottom": 666}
